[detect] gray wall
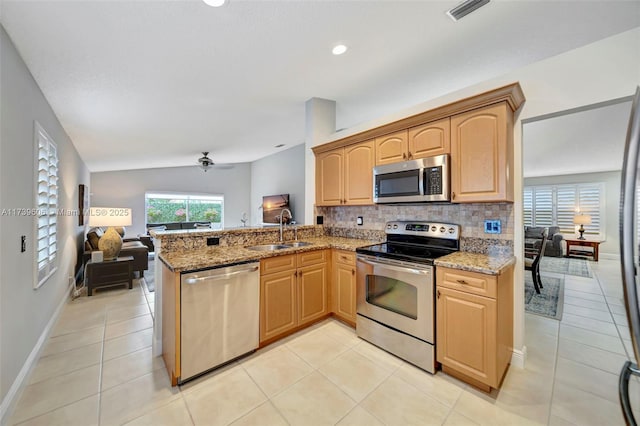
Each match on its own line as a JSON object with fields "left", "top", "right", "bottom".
{"left": 524, "top": 170, "right": 621, "bottom": 258}
{"left": 0, "top": 25, "right": 90, "bottom": 413}
{"left": 90, "top": 164, "right": 252, "bottom": 237}
{"left": 251, "top": 144, "right": 306, "bottom": 225}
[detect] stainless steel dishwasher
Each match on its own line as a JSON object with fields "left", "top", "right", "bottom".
{"left": 180, "top": 262, "right": 260, "bottom": 383}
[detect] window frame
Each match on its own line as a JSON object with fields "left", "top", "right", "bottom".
{"left": 145, "top": 191, "right": 224, "bottom": 229}
{"left": 34, "top": 121, "right": 58, "bottom": 289}
{"left": 523, "top": 182, "right": 605, "bottom": 240}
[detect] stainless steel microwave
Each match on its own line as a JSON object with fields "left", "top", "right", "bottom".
{"left": 373, "top": 154, "right": 450, "bottom": 203}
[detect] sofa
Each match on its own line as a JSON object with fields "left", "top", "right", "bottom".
{"left": 524, "top": 226, "right": 565, "bottom": 257}
{"left": 84, "top": 227, "right": 149, "bottom": 276}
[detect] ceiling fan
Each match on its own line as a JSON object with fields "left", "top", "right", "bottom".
{"left": 197, "top": 152, "right": 234, "bottom": 172}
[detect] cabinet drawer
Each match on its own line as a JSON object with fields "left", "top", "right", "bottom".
{"left": 334, "top": 250, "right": 356, "bottom": 266}
{"left": 297, "top": 249, "right": 328, "bottom": 267}
{"left": 261, "top": 254, "right": 296, "bottom": 275}
{"left": 437, "top": 267, "right": 497, "bottom": 299}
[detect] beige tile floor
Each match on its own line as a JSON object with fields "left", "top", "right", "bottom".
{"left": 8, "top": 258, "right": 640, "bottom": 425}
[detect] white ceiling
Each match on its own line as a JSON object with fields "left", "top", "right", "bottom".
{"left": 1, "top": 0, "right": 639, "bottom": 172}
{"left": 523, "top": 100, "right": 633, "bottom": 178}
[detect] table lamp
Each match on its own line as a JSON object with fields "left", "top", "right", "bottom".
{"left": 88, "top": 207, "right": 132, "bottom": 260}
{"left": 574, "top": 214, "right": 592, "bottom": 240}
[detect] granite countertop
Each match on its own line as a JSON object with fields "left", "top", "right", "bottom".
{"left": 434, "top": 251, "right": 516, "bottom": 275}
{"left": 159, "top": 236, "right": 380, "bottom": 273}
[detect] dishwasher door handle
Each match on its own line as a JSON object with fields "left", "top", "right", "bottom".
{"left": 184, "top": 265, "right": 259, "bottom": 285}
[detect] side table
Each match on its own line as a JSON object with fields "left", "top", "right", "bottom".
{"left": 86, "top": 256, "right": 134, "bottom": 296}
{"left": 565, "top": 239, "right": 601, "bottom": 262}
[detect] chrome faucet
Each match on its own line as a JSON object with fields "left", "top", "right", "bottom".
{"left": 279, "top": 208, "right": 292, "bottom": 242}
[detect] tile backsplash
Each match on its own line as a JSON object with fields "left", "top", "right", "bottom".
{"left": 316, "top": 203, "right": 514, "bottom": 255}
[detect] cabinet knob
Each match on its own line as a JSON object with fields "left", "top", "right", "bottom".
{"left": 456, "top": 279, "right": 468, "bottom": 285}
{"left": 402, "top": 153, "right": 407, "bottom": 160}
{"left": 352, "top": 269, "right": 355, "bottom": 275}
{"left": 408, "top": 152, "right": 413, "bottom": 159}
{"left": 452, "top": 192, "right": 455, "bottom": 200}
{"left": 437, "top": 290, "right": 441, "bottom": 299}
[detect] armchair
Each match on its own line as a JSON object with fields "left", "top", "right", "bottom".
{"left": 524, "top": 226, "right": 564, "bottom": 257}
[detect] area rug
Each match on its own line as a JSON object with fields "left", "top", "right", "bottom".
{"left": 540, "top": 256, "right": 592, "bottom": 278}
{"left": 143, "top": 259, "right": 155, "bottom": 292}
{"left": 524, "top": 274, "right": 564, "bottom": 320}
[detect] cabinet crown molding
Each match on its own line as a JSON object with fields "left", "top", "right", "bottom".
{"left": 313, "top": 82, "right": 525, "bottom": 154}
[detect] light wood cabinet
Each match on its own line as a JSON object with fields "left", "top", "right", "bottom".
{"left": 375, "top": 130, "right": 408, "bottom": 165}
{"left": 260, "top": 269, "right": 297, "bottom": 342}
{"left": 450, "top": 103, "right": 513, "bottom": 202}
{"left": 375, "top": 118, "right": 450, "bottom": 165}
{"left": 436, "top": 265, "right": 513, "bottom": 392}
{"left": 316, "top": 140, "right": 375, "bottom": 206}
{"left": 331, "top": 250, "right": 357, "bottom": 325}
{"left": 408, "top": 118, "right": 450, "bottom": 159}
{"left": 260, "top": 250, "right": 329, "bottom": 343}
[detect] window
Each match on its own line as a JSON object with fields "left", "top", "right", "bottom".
{"left": 524, "top": 183, "right": 605, "bottom": 239}
{"left": 145, "top": 193, "right": 224, "bottom": 229}
{"left": 35, "top": 122, "right": 58, "bottom": 288}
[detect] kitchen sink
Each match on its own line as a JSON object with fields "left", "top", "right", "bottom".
{"left": 246, "top": 244, "right": 291, "bottom": 251}
{"left": 245, "top": 241, "right": 314, "bottom": 251}
{"left": 285, "top": 241, "right": 313, "bottom": 247}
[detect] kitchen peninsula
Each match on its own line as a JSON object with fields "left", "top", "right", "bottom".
{"left": 151, "top": 225, "right": 383, "bottom": 386}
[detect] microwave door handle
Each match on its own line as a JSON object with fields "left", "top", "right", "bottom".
{"left": 419, "top": 167, "right": 425, "bottom": 196}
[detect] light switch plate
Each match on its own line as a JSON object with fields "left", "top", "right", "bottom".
{"left": 484, "top": 220, "right": 501, "bottom": 234}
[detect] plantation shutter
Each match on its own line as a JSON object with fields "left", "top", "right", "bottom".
{"left": 533, "top": 187, "right": 553, "bottom": 227}
{"left": 556, "top": 186, "right": 577, "bottom": 233}
{"left": 577, "top": 183, "right": 603, "bottom": 238}
{"left": 523, "top": 188, "right": 533, "bottom": 226}
{"left": 524, "top": 182, "right": 605, "bottom": 239}
{"left": 35, "top": 123, "right": 58, "bottom": 288}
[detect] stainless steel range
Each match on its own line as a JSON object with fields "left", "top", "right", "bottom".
{"left": 356, "top": 221, "right": 460, "bottom": 373}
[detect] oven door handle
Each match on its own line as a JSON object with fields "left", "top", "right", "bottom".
{"left": 357, "top": 256, "right": 432, "bottom": 276}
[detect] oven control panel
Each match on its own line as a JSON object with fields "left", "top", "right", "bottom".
{"left": 385, "top": 221, "right": 460, "bottom": 240}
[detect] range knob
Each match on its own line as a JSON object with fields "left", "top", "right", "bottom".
{"left": 387, "top": 224, "right": 392, "bottom": 229}
{"left": 431, "top": 226, "right": 437, "bottom": 232}
{"left": 448, "top": 227, "right": 455, "bottom": 234}
{"left": 393, "top": 224, "right": 398, "bottom": 229}
{"left": 439, "top": 227, "right": 446, "bottom": 233}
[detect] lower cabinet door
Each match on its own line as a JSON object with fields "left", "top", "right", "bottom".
{"left": 333, "top": 262, "right": 356, "bottom": 323}
{"left": 436, "top": 286, "right": 497, "bottom": 387}
{"left": 260, "top": 270, "right": 297, "bottom": 342}
{"left": 297, "top": 263, "right": 328, "bottom": 326}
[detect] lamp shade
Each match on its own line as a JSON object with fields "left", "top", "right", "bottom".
{"left": 574, "top": 214, "right": 592, "bottom": 225}
{"left": 88, "top": 207, "right": 132, "bottom": 227}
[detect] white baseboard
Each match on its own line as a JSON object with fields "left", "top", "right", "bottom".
{"left": 599, "top": 252, "right": 620, "bottom": 261}
{"left": 0, "top": 282, "right": 72, "bottom": 426}
{"left": 511, "top": 346, "right": 527, "bottom": 368}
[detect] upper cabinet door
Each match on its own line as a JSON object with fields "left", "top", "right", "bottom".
{"left": 315, "top": 148, "right": 344, "bottom": 206}
{"left": 408, "top": 118, "right": 450, "bottom": 159}
{"left": 344, "top": 140, "right": 375, "bottom": 205}
{"left": 375, "top": 130, "right": 408, "bottom": 165}
{"left": 450, "top": 103, "right": 513, "bottom": 203}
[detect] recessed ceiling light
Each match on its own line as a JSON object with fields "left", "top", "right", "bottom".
{"left": 203, "top": 0, "right": 227, "bottom": 7}
{"left": 332, "top": 44, "right": 348, "bottom": 56}
{"left": 446, "top": 0, "right": 490, "bottom": 22}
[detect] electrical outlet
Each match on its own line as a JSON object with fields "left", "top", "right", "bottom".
{"left": 484, "top": 220, "right": 501, "bottom": 234}
{"left": 207, "top": 237, "right": 220, "bottom": 246}
{"left": 356, "top": 216, "right": 363, "bottom": 226}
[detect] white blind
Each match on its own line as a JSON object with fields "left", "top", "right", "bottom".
{"left": 35, "top": 123, "right": 58, "bottom": 288}
{"left": 524, "top": 182, "right": 605, "bottom": 239}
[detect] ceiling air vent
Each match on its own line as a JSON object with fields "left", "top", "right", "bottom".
{"left": 446, "top": 0, "right": 490, "bottom": 22}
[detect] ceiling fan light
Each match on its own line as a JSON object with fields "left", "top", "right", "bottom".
{"left": 198, "top": 152, "right": 214, "bottom": 172}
